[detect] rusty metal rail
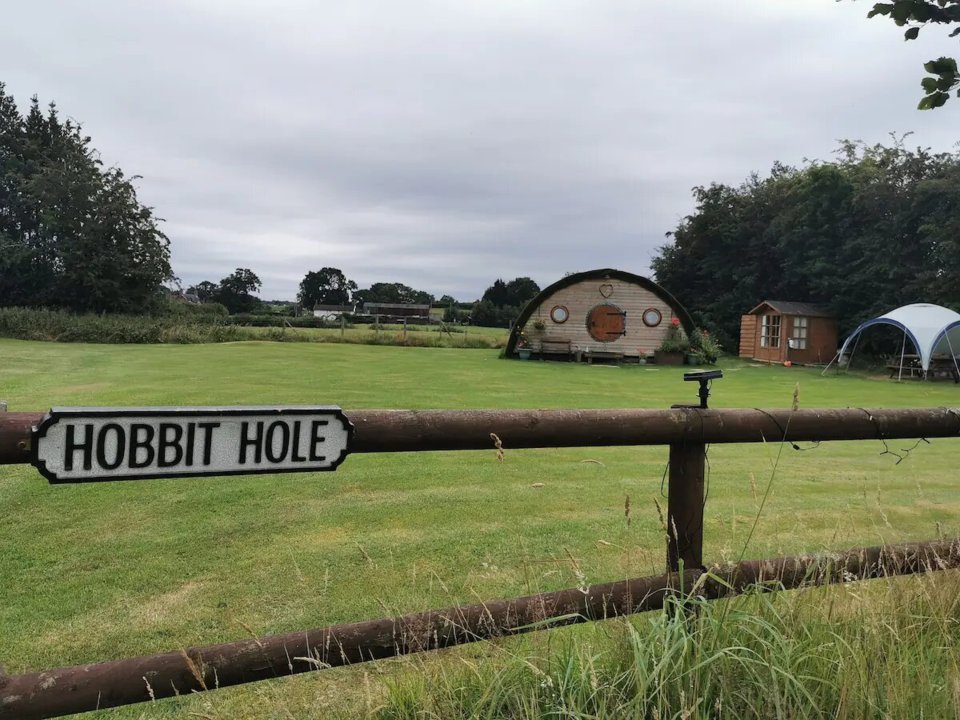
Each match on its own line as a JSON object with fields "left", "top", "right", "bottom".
{"left": 3, "top": 406, "right": 960, "bottom": 464}
{"left": 2, "top": 539, "right": 959, "bottom": 720}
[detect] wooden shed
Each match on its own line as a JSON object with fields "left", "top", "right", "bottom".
{"left": 739, "top": 301, "right": 837, "bottom": 365}
{"left": 505, "top": 269, "right": 694, "bottom": 361}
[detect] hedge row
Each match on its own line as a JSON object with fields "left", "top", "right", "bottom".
{"left": 0, "top": 308, "right": 504, "bottom": 348}
{"left": 0, "top": 307, "right": 246, "bottom": 344}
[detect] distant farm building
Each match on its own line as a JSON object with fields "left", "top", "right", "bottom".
{"left": 363, "top": 303, "right": 431, "bottom": 322}
{"left": 739, "top": 301, "right": 837, "bottom": 365}
{"left": 312, "top": 304, "right": 356, "bottom": 321}
{"left": 505, "top": 269, "right": 694, "bottom": 362}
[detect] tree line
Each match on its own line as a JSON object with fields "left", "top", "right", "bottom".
{"left": 652, "top": 139, "right": 960, "bottom": 349}
{"left": 0, "top": 83, "right": 171, "bottom": 313}
{"left": 180, "top": 266, "right": 541, "bottom": 326}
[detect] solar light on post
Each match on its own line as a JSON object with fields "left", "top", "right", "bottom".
{"left": 666, "top": 370, "right": 723, "bottom": 572}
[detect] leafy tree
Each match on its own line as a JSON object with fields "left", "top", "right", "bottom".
{"left": 480, "top": 277, "right": 540, "bottom": 308}
{"left": 504, "top": 277, "right": 540, "bottom": 307}
{"left": 214, "top": 268, "right": 262, "bottom": 314}
{"left": 864, "top": 1, "right": 960, "bottom": 108}
{"left": 469, "top": 300, "right": 521, "bottom": 328}
{"left": 481, "top": 279, "right": 510, "bottom": 306}
{"left": 0, "top": 84, "right": 171, "bottom": 312}
{"left": 652, "top": 139, "right": 960, "bottom": 348}
{"left": 187, "top": 281, "right": 218, "bottom": 303}
{"left": 297, "top": 267, "right": 358, "bottom": 308}
{"left": 472, "top": 277, "right": 540, "bottom": 327}
{"left": 354, "top": 282, "right": 433, "bottom": 306}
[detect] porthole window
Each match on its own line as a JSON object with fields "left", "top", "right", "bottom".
{"left": 642, "top": 308, "right": 662, "bottom": 327}
{"left": 550, "top": 305, "right": 569, "bottom": 324}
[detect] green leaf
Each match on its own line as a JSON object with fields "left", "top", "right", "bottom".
{"left": 924, "top": 57, "right": 958, "bottom": 74}
{"left": 936, "top": 75, "right": 958, "bottom": 91}
{"left": 922, "top": 77, "right": 939, "bottom": 92}
{"left": 918, "top": 90, "right": 950, "bottom": 110}
{"left": 891, "top": 1, "right": 914, "bottom": 24}
{"left": 867, "top": 3, "right": 895, "bottom": 18}
{"left": 904, "top": 26, "right": 920, "bottom": 40}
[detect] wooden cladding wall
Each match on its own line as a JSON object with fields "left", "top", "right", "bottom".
{"left": 738, "top": 315, "right": 758, "bottom": 358}
{"left": 526, "top": 278, "right": 679, "bottom": 356}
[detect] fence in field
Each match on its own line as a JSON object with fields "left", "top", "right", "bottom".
{"left": 1, "top": 401, "right": 960, "bottom": 719}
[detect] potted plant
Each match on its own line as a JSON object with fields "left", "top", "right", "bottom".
{"left": 654, "top": 318, "right": 689, "bottom": 365}
{"left": 636, "top": 347, "right": 647, "bottom": 365}
{"left": 516, "top": 332, "right": 532, "bottom": 360}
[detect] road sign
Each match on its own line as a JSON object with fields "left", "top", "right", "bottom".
{"left": 31, "top": 406, "right": 353, "bottom": 483}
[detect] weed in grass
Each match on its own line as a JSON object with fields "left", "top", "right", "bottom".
{"left": 376, "top": 572, "right": 960, "bottom": 719}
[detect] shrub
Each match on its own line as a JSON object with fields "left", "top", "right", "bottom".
{"left": 691, "top": 328, "right": 723, "bottom": 364}
{"left": 657, "top": 319, "right": 691, "bottom": 354}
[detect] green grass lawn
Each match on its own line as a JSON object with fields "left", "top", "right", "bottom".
{"left": 1, "top": 339, "right": 959, "bottom": 718}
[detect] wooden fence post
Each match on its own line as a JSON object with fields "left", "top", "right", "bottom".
{"left": 667, "top": 441, "right": 705, "bottom": 572}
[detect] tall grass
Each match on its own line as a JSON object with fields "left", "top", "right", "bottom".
{"left": 374, "top": 571, "right": 960, "bottom": 719}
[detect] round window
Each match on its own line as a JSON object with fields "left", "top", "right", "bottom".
{"left": 550, "top": 305, "right": 569, "bottom": 324}
{"left": 642, "top": 308, "right": 662, "bottom": 327}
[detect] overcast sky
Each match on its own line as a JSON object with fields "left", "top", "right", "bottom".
{"left": 2, "top": 1, "right": 958, "bottom": 301}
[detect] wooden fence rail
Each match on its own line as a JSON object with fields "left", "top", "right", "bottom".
{"left": 1, "top": 405, "right": 959, "bottom": 718}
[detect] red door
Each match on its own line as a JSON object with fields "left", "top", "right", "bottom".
{"left": 587, "top": 304, "right": 626, "bottom": 342}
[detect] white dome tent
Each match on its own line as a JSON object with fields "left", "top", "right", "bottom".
{"left": 824, "top": 303, "right": 960, "bottom": 381}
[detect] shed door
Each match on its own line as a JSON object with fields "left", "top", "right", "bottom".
{"left": 587, "top": 304, "right": 626, "bottom": 342}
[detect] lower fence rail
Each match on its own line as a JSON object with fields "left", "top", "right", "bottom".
{"left": 3, "top": 538, "right": 959, "bottom": 720}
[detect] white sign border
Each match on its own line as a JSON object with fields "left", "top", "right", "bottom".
{"left": 31, "top": 406, "right": 354, "bottom": 484}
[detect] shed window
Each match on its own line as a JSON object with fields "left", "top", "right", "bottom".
{"left": 760, "top": 314, "right": 781, "bottom": 348}
{"left": 790, "top": 317, "right": 808, "bottom": 350}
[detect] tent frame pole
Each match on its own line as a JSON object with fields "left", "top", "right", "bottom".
{"left": 898, "top": 330, "right": 906, "bottom": 382}
{"left": 820, "top": 350, "right": 841, "bottom": 376}
{"left": 846, "top": 332, "right": 863, "bottom": 373}
{"left": 945, "top": 332, "right": 960, "bottom": 383}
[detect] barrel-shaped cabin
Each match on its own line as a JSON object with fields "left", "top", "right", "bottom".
{"left": 506, "top": 269, "right": 694, "bottom": 362}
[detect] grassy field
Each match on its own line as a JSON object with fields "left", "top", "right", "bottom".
{"left": 1, "top": 339, "right": 960, "bottom": 718}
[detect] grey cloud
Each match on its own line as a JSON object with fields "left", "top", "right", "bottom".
{"left": 2, "top": 0, "right": 958, "bottom": 300}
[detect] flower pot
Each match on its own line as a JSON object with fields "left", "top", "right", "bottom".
{"left": 654, "top": 350, "right": 684, "bottom": 366}
{"left": 685, "top": 353, "right": 701, "bottom": 366}
{"left": 517, "top": 348, "right": 532, "bottom": 360}
{"left": 637, "top": 358, "right": 647, "bottom": 365}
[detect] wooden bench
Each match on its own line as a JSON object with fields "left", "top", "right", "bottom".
{"left": 539, "top": 338, "right": 572, "bottom": 357}
{"left": 585, "top": 350, "right": 624, "bottom": 364}
{"left": 886, "top": 364, "right": 922, "bottom": 379}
